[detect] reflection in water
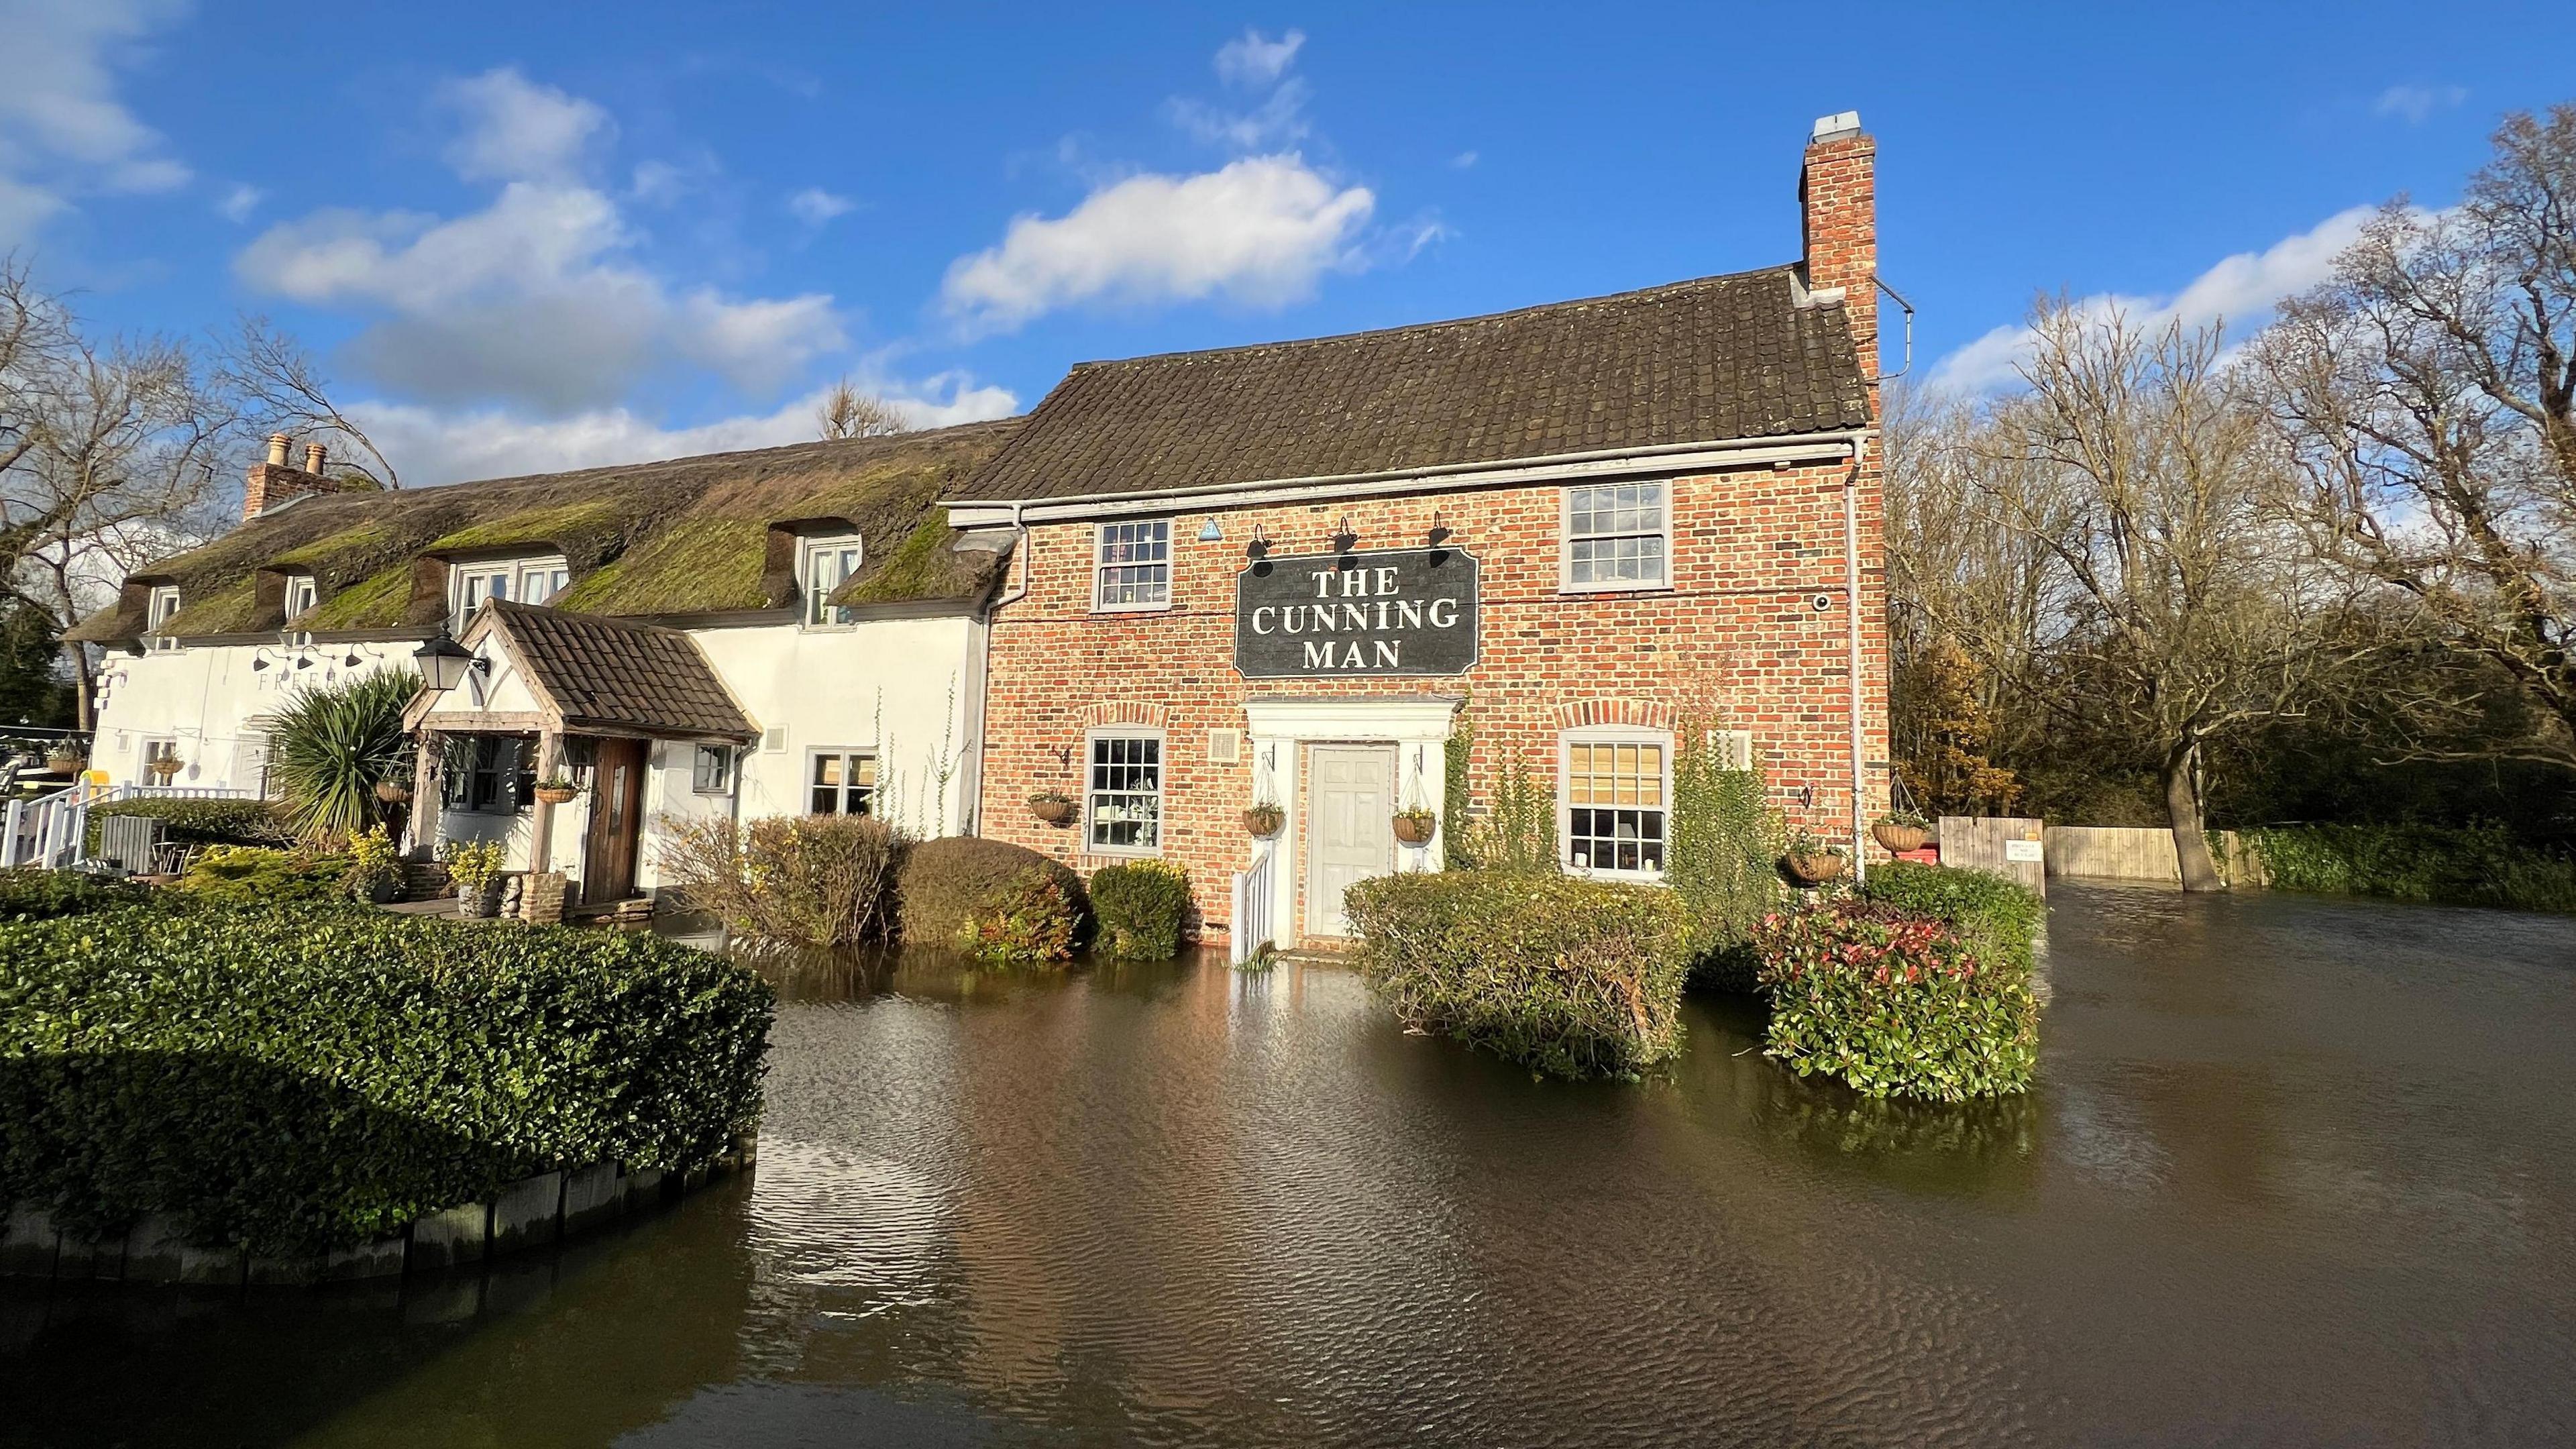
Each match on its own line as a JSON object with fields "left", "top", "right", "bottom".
{"left": 3, "top": 885, "right": 2573, "bottom": 1446}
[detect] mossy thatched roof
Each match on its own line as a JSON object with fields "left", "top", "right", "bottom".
{"left": 68, "top": 419, "right": 1022, "bottom": 643}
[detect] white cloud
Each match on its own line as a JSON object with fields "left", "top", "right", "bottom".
{"left": 437, "top": 67, "right": 612, "bottom": 184}
{"left": 2373, "top": 84, "right": 2468, "bottom": 124}
{"left": 237, "top": 77, "right": 847, "bottom": 413}
{"left": 1171, "top": 28, "right": 1311, "bottom": 150}
{"left": 0, "top": 0, "right": 191, "bottom": 244}
{"left": 941, "top": 154, "right": 1374, "bottom": 335}
{"left": 787, "top": 186, "right": 855, "bottom": 226}
{"left": 1451, "top": 150, "right": 1478, "bottom": 169}
{"left": 351, "top": 371, "right": 1018, "bottom": 486}
{"left": 1215, "top": 29, "right": 1304, "bottom": 88}
{"left": 216, "top": 182, "right": 262, "bottom": 223}
{"left": 1928, "top": 205, "right": 2383, "bottom": 394}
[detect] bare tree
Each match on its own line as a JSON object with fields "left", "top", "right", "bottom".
{"left": 217, "top": 316, "right": 402, "bottom": 489}
{"left": 1942, "top": 306, "right": 2347, "bottom": 889}
{"left": 2252, "top": 104, "right": 2576, "bottom": 768}
{"left": 3, "top": 262, "right": 235, "bottom": 728}
{"left": 815, "top": 378, "right": 911, "bottom": 441}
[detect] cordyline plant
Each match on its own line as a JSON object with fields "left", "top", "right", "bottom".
{"left": 269, "top": 669, "right": 420, "bottom": 844}
{"left": 1754, "top": 901, "right": 2038, "bottom": 1102}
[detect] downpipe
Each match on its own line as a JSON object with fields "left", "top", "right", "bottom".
{"left": 1843, "top": 456, "right": 1868, "bottom": 884}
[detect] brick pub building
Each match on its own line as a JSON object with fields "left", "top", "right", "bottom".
{"left": 953, "top": 113, "right": 1890, "bottom": 951}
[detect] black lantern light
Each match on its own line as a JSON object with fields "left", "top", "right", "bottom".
{"left": 1245, "top": 523, "right": 1270, "bottom": 561}
{"left": 1330, "top": 517, "right": 1358, "bottom": 554}
{"left": 1426, "top": 510, "right": 1453, "bottom": 547}
{"left": 413, "top": 632, "right": 479, "bottom": 692}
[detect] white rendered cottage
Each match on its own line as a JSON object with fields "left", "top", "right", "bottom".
{"left": 68, "top": 422, "right": 1018, "bottom": 914}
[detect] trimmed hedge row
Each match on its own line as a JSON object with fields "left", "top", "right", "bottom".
{"left": 1091, "top": 860, "right": 1191, "bottom": 959}
{"left": 85, "top": 796, "right": 294, "bottom": 853}
{"left": 0, "top": 868, "right": 146, "bottom": 922}
{"left": 897, "top": 837, "right": 1089, "bottom": 963}
{"left": 1755, "top": 901, "right": 2039, "bottom": 1102}
{"left": 0, "top": 898, "right": 773, "bottom": 1257}
{"left": 2247, "top": 823, "right": 2576, "bottom": 914}
{"left": 1346, "top": 871, "right": 1688, "bottom": 1079}
{"left": 1855, "top": 860, "right": 2045, "bottom": 979}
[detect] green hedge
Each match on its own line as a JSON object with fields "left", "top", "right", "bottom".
{"left": 896, "top": 837, "right": 1088, "bottom": 957}
{"left": 2248, "top": 824, "right": 2576, "bottom": 914}
{"left": 1345, "top": 871, "right": 1688, "bottom": 1079}
{"left": 1856, "top": 860, "right": 2045, "bottom": 979}
{"left": 171, "top": 845, "right": 354, "bottom": 904}
{"left": 1754, "top": 902, "right": 2039, "bottom": 1102}
{"left": 0, "top": 869, "right": 146, "bottom": 922}
{"left": 0, "top": 899, "right": 773, "bottom": 1257}
{"left": 1090, "top": 860, "right": 1191, "bottom": 959}
{"left": 85, "top": 796, "right": 295, "bottom": 852}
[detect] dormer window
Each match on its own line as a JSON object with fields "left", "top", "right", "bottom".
{"left": 449, "top": 555, "right": 570, "bottom": 631}
{"left": 282, "top": 574, "right": 318, "bottom": 620}
{"left": 800, "top": 533, "right": 864, "bottom": 627}
{"left": 147, "top": 586, "right": 182, "bottom": 632}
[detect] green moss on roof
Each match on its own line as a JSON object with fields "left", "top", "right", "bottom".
{"left": 837, "top": 514, "right": 990, "bottom": 606}
{"left": 270, "top": 522, "right": 394, "bottom": 571}
{"left": 427, "top": 500, "right": 621, "bottom": 554}
{"left": 156, "top": 577, "right": 261, "bottom": 636}
{"left": 303, "top": 565, "right": 411, "bottom": 630}
{"left": 553, "top": 517, "right": 768, "bottom": 616}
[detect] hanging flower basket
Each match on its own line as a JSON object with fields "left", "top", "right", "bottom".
{"left": 1784, "top": 849, "right": 1849, "bottom": 885}
{"left": 147, "top": 756, "right": 182, "bottom": 782}
{"left": 1242, "top": 804, "right": 1284, "bottom": 839}
{"left": 1872, "top": 820, "right": 1930, "bottom": 854}
{"left": 374, "top": 779, "right": 413, "bottom": 805}
{"left": 46, "top": 751, "right": 83, "bottom": 773}
{"left": 1028, "top": 792, "right": 1077, "bottom": 826}
{"left": 533, "top": 784, "right": 580, "bottom": 806}
{"left": 1392, "top": 810, "right": 1439, "bottom": 845}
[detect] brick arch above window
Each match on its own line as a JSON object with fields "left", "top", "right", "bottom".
{"left": 1554, "top": 698, "right": 1674, "bottom": 733}
{"left": 1081, "top": 700, "right": 1169, "bottom": 729}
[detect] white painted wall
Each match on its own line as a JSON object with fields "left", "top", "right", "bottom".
{"left": 89, "top": 641, "right": 413, "bottom": 792}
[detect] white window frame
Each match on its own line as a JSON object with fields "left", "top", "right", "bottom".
{"left": 282, "top": 574, "right": 318, "bottom": 620}
{"left": 798, "top": 533, "right": 866, "bottom": 628}
{"left": 1091, "top": 519, "right": 1173, "bottom": 612}
{"left": 1557, "top": 725, "right": 1674, "bottom": 881}
{"left": 692, "top": 745, "right": 735, "bottom": 796}
{"left": 448, "top": 555, "right": 571, "bottom": 631}
{"left": 1559, "top": 480, "right": 1673, "bottom": 593}
{"left": 1083, "top": 728, "right": 1166, "bottom": 857}
{"left": 806, "top": 747, "right": 878, "bottom": 816}
{"left": 146, "top": 586, "right": 182, "bottom": 631}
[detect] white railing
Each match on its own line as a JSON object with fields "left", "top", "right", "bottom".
{"left": 1230, "top": 839, "right": 1277, "bottom": 965}
{"left": 3, "top": 783, "right": 256, "bottom": 870}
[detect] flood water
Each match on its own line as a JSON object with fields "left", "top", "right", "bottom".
{"left": 5, "top": 883, "right": 2574, "bottom": 1447}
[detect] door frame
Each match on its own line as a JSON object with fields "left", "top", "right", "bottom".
{"left": 1301, "top": 742, "right": 1399, "bottom": 938}
{"left": 580, "top": 737, "right": 648, "bottom": 905}
{"left": 1241, "top": 696, "right": 1459, "bottom": 948}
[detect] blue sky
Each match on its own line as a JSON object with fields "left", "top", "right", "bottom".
{"left": 5, "top": 0, "right": 2571, "bottom": 484}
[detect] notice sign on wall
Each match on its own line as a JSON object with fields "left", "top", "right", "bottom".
{"left": 1234, "top": 547, "right": 1479, "bottom": 678}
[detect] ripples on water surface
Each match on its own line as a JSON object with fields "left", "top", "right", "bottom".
{"left": 4, "top": 884, "right": 2573, "bottom": 1446}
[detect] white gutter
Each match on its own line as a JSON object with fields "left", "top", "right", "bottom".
{"left": 943, "top": 429, "right": 1869, "bottom": 527}
{"left": 1843, "top": 457, "right": 1868, "bottom": 883}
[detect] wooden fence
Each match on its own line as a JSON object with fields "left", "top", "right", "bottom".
{"left": 2039, "top": 826, "right": 2267, "bottom": 886}
{"left": 1937, "top": 816, "right": 2049, "bottom": 896}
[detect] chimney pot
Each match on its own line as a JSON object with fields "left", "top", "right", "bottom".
{"left": 266, "top": 433, "right": 291, "bottom": 468}
{"left": 305, "top": 442, "right": 327, "bottom": 476}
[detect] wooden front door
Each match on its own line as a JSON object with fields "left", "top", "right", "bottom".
{"left": 1304, "top": 744, "right": 1396, "bottom": 938}
{"left": 582, "top": 738, "right": 647, "bottom": 904}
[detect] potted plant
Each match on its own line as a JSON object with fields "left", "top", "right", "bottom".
{"left": 1872, "top": 808, "right": 1932, "bottom": 854}
{"left": 374, "top": 777, "right": 413, "bottom": 806}
{"left": 45, "top": 742, "right": 84, "bottom": 772}
{"left": 533, "top": 775, "right": 581, "bottom": 806}
{"left": 441, "top": 838, "right": 507, "bottom": 918}
{"left": 147, "top": 755, "right": 182, "bottom": 782}
{"left": 1242, "top": 800, "right": 1285, "bottom": 839}
{"left": 1392, "top": 806, "right": 1440, "bottom": 845}
{"left": 1783, "top": 830, "right": 1849, "bottom": 885}
{"left": 1028, "top": 790, "right": 1077, "bottom": 826}
{"left": 344, "top": 824, "right": 403, "bottom": 904}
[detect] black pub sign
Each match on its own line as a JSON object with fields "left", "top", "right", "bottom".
{"left": 1234, "top": 547, "right": 1479, "bottom": 678}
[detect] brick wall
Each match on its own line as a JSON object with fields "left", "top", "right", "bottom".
{"left": 977, "top": 451, "right": 1889, "bottom": 937}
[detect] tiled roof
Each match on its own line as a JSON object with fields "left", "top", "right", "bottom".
{"left": 950, "top": 266, "right": 1873, "bottom": 504}
{"left": 485, "top": 600, "right": 755, "bottom": 741}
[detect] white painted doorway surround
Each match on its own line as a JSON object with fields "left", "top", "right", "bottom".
{"left": 1243, "top": 696, "right": 1457, "bottom": 948}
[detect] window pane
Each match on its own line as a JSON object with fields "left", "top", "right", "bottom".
{"left": 1087, "top": 735, "right": 1163, "bottom": 849}
{"left": 1564, "top": 738, "right": 1668, "bottom": 875}
{"left": 1097, "top": 522, "right": 1171, "bottom": 606}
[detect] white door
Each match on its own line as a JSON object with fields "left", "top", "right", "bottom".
{"left": 1305, "top": 745, "right": 1396, "bottom": 938}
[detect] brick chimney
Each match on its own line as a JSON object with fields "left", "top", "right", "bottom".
{"left": 243, "top": 432, "right": 337, "bottom": 522}
{"left": 1800, "top": 111, "right": 1878, "bottom": 385}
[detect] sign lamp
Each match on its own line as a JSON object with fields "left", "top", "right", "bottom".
{"left": 413, "top": 633, "right": 480, "bottom": 692}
